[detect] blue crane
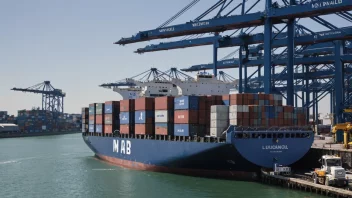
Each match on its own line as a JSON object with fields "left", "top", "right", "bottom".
{"left": 115, "top": 1, "right": 352, "bottom": 45}
{"left": 135, "top": 26, "right": 352, "bottom": 53}
{"left": 11, "top": 81, "right": 65, "bottom": 113}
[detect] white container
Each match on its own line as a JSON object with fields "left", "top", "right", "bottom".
{"left": 229, "top": 112, "right": 239, "bottom": 119}
{"left": 229, "top": 119, "right": 239, "bottom": 125}
{"left": 211, "top": 105, "right": 229, "bottom": 113}
{"left": 229, "top": 105, "right": 243, "bottom": 112}
{"left": 155, "top": 110, "right": 172, "bottom": 123}
{"left": 211, "top": 112, "right": 229, "bottom": 120}
{"left": 211, "top": 120, "right": 229, "bottom": 128}
{"left": 210, "top": 127, "right": 226, "bottom": 137}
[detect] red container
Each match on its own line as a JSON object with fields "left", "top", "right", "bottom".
{"left": 155, "top": 96, "right": 174, "bottom": 110}
{"left": 198, "top": 96, "right": 206, "bottom": 110}
{"left": 174, "top": 110, "right": 198, "bottom": 124}
{"left": 105, "top": 124, "right": 112, "bottom": 134}
{"left": 96, "top": 114, "right": 104, "bottom": 124}
{"left": 120, "top": 124, "right": 131, "bottom": 134}
{"left": 155, "top": 124, "right": 173, "bottom": 135}
{"left": 135, "top": 124, "right": 154, "bottom": 135}
{"left": 198, "top": 110, "right": 206, "bottom": 125}
{"left": 120, "top": 99, "right": 135, "bottom": 112}
{"left": 135, "top": 97, "right": 154, "bottom": 111}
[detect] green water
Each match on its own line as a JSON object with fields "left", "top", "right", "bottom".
{"left": 0, "top": 134, "right": 324, "bottom": 198}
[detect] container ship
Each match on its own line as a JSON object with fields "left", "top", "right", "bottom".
{"left": 0, "top": 109, "right": 82, "bottom": 138}
{"left": 82, "top": 93, "right": 314, "bottom": 181}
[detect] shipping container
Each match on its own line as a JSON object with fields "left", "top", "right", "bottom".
{"left": 211, "top": 105, "right": 229, "bottom": 114}
{"left": 210, "top": 120, "right": 229, "bottom": 128}
{"left": 104, "top": 101, "right": 120, "bottom": 114}
{"left": 135, "top": 110, "right": 154, "bottom": 124}
{"left": 174, "top": 124, "right": 198, "bottom": 136}
{"left": 135, "top": 124, "right": 154, "bottom": 135}
{"left": 89, "top": 105, "right": 96, "bottom": 115}
{"left": 198, "top": 110, "right": 206, "bottom": 125}
{"left": 104, "top": 114, "right": 119, "bottom": 125}
{"left": 210, "top": 127, "right": 225, "bottom": 137}
{"left": 120, "top": 99, "right": 135, "bottom": 112}
{"left": 174, "top": 96, "right": 199, "bottom": 110}
{"left": 95, "top": 103, "right": 104, "bottom": 115}
{"left": 96, "top": 114, "right": 104, "bottom": 125}
{"left": 210, "top": 112, "right": 228, "bottom": 120}
{"left": 96, "top": 124, "right": 103, "bottom": 133}
{"left": 104, "top": 124, "right": 113, "bottom": 134}
{"left": 89, "top": 115, "right": 95, "bottom": 125}
{"left": 155, "top": 96, "right": 174, "bottom": 110}
{"left": 119, "top": 112, "right": 135, "bottom": 124}
{"left": 155, "top": 123, "right": 174, "bottom": 135}
{"left": 174, "top": 110, "right": 199, "bottom": 124}
{"left": 89, "top": 124, "right": 95, "bottom": 132}
{"left": 135, "top": 97, "right": 154, "bottom": 111}
{"left": 120, "top": 124, "right": 134, "bottom": 135}
{"left": 155, "top": 110, "right": 174, "bottom": 123}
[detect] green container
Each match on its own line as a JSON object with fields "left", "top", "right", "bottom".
{"left": 336, "top": 130, "right": 344, "bottom": 143}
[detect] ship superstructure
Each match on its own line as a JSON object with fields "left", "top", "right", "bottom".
{"left": 100, "top": 68, "right": 238, "bottom": 99}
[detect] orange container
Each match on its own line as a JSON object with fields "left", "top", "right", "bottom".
{"left": 135, "top": 124, "right": 154, "bottom": 135}
{"left": 104, "top": 125, "right": 112, "bottom": 134}
{"left": 174, "top": 110, "right": 198, "bottom": 124}
{"left": 96, "top": 114, "right": 103, "bottom": 124}
{"left": 135, "top": 97, "right": 154, "bottom": 111}
{"left": 155, "top": 96, "right": 174, "bottom": 110}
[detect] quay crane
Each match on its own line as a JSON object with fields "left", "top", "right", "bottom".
{"left": 11, "top": 81, "right": 65, "bottom": 113}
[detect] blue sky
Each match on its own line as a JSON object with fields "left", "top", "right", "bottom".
{"left": 0, "top": 0, "right": 349, "bottom": 119}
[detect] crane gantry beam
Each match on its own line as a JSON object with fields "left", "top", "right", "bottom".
{"left": 115, "top": 0, "right": 352, "bottom": 45}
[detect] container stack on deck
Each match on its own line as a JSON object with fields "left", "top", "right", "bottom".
{"left": 84, "top": 93, "right": 309, "bottom": 137}
{"left": 174, "top": 96, "right": 200, "bottom": 136}
{"left": 89, "top": 103, "right": 96, "bottom": 133}
{"left": 155, "top": 96, "right": 174, "bottom": 136}
{"left": 95, "top": 103, "right": 104, "bottom": 134}
{"left": 119, "top": 99, "right": 135, "bottom": 135}
{"left": 135, "top": 97, "right": 155, "bottom": 135}
{"left": 104, "top": 101, "right": 120, "bottom": 135}
{"left": 210, "top": 105, "right": 229, "bottom": 137}
{"left": 81, "top": 107, "right": 89, "bottom": 132}
{"left": 0, "top": 111, "right": 15, "bottom": 124}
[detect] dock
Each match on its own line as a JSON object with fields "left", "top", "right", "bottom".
{"left": 260, "top": 170, "right": 352, "bottom": 198}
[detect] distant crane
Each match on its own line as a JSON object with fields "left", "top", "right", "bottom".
{"left": 11, "top": 81, "right": 65, "bottom": 113}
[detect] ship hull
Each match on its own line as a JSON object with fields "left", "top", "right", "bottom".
{"left": 0, "top": 130, "right": 81, "bottom": 139}
{"left": 83, "top": 135, "right": 261, "bottom": 181}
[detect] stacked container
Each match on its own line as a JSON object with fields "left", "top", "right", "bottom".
{"left": 205, "top": 95, "right": 222, "bottom": 136}
{"left": 174, "top": 96, "right": 199, "bottom": 136}
{"left": 228, "top": 93, "right": 308, "bottom": 127}
{"left": 155, "top": 96, "right": 174, "bottom": 136}
{"left": 135, "top": 97, "right": 155, "bottom": 135}
{"left": 210, "top": 105, "right": 229, "bottom": 137}
{"left": 104, "top": 101, "right": 120, "bottom": 135}
{"left": 81, "top": 107, "right": 89, "bottom": 132}
{"left": 119, "top": 99, "right": 135, "bottom": 134}
{"left": 95, "top": 103, "right": 105, "bottom": 133}
{"left": 88, "top": 103, "right": 96, "bottom": 132}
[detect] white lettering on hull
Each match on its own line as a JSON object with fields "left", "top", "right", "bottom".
{"left": 113, "top": 140, "right": 131, "bottom": 155}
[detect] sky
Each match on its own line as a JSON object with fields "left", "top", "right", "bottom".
{"left": 0, "top": 0, "right": 350, "bottom": 121}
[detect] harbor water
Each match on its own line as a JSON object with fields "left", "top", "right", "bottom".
{"left": 0, "top": 133, "right": 325, "bottom": 198}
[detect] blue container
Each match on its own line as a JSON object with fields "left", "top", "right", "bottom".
{"left": 222, "top": 100, "right": 230, "bottom": 106}
{"left": 105, "top": 104, "right": 113, "bottom": 114}
{"left": 174, "top": 96, "right": 199, "bottom": 110}
{"left": 120, "top": 112, "right": 134, "bottom": 124}
{"left": 89, "top": 106, "right": 95, "bottom": 115}
{"left": 135, "top": 110, "right": 154, "bottom": 124}
{"left": 174, "top": 124, "right": 198, "bottom": 136}
{"left": 89, "top": 124, "right": 95, "bottom": 132}
{"left": 96, "top": 125, "right": 103, "bottom": 133}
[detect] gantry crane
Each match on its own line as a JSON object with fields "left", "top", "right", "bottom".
{"left": 11, "top": 81, "right": 65, "bottom": 113}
